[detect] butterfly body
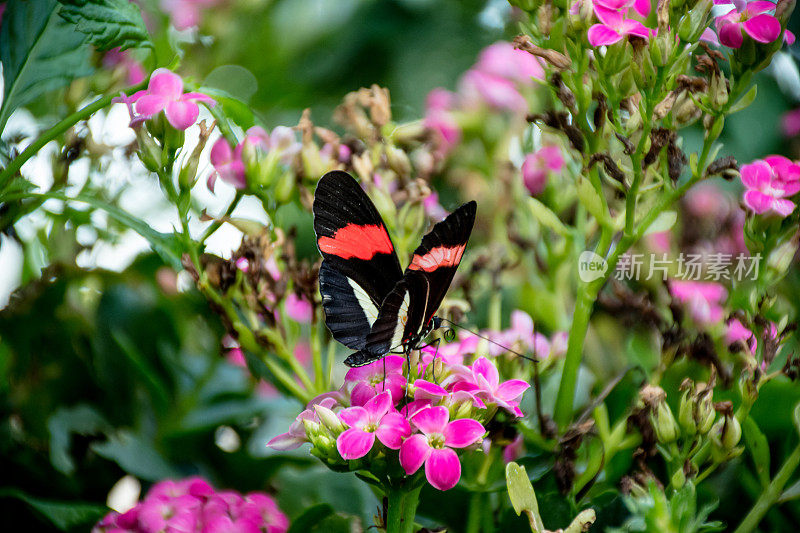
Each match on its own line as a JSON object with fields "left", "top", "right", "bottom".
{"left": 313, "top": 171, "right": 476, "bottom": 367}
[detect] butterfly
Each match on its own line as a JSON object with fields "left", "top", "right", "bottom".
{"left": 313, "top": 170, "right": 477, "bottom": 367}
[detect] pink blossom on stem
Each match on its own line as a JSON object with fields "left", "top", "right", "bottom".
{"left": 715, "top": 1, "right": 782, "bottom": 48}
{"left": 103, "top": 48, "right": 146, "bottom": 85}
{"left": 285, "top": 292, "right": 313, "bottom": 323}
{"left": 399, "top": 406, "right": 484, "bottom": 490}
{"left": 740, "top": 158, "right": 800, "bottom": 216}
{"left": 336, "top": 391, "right": 411, "bottom": 459}
{"left": 475, "top": 42, "right": 544, "bottom": 84}
{"left": 669, "top": 280, "right": 728, "bottom": 325}
{"left": 452, "top": 357, "right": 530, "bottom": 416}
{"left": 522, "top": 145, "right": 565, "bottom": 195}
{"left": 459, "top": 69, "right": 528, "bottom": 112}
{"left": 345, "top": 355, "right": 407, "bottom": 406}
{"left": 135, "top": 68, "right": 215, "bottom": 130}
{"left": 588, "top": 5, "right": 651, "bottom": 46}
{"left": 267, "top": 394, "right": 343, "bottom": 450}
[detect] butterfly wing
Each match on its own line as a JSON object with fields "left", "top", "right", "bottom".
{"left": 314, "top": 171, "right": 403, "bottom": 350}
{"left": 343, "top": 201, "right": 477, "bottom": 367}
{"left": 404, "top": 200, "right": 477, "bottom": 327}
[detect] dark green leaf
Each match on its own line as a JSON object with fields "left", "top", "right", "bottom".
{"left": 0, "top": 488, "right": 108, "bottom": 531}
{"left": 743, "top": 416, "right": 770, "bottom": 488}
{"left": 47, "top": 405, "right": 111, "bottom": 475}
{"left": 0, "top": 0, "right": 93, "bottom": 132}
{"left": 286, "top": 503, "right": 335, "bottom": 533}
{"left": 91, "top": 430, "right": 180, "bottom": 481}
{"left": 57, "top": 0, "right": 151, "bottom": 52}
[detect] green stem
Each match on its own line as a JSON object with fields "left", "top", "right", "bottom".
{"left": 734, "top": 443, "right": 800, "bottom": 533}
{"left": 385, "top": 484, "right": 422, "bottom": 533}
{"left": 0, "top": 81, "right": 147, "bottom": 193}
{"left": 466, "top": 492, "right": 484, "bottom": 533}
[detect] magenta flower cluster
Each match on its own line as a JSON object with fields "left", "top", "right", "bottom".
{"left": 268, "top": 332, "right": 541, "bottom": 490}
{"left": 714, "top": 0, "right": 789, "bottom": 49}
{"left": 424, "top": 41, "right": 544, "bottom": 156}
{"left": 586, "top": 0, "right": 652, "bottom": 46}
{"left": 209, "top": 126, "right": 301, "bottom": 190}
{"left": 93, "top": 477, "right": 288, "bottom": 533}
{"left": 740, "top": 155, "right": 800, "bottom": 217}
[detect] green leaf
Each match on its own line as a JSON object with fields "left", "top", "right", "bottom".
{"left": 57, "top": 0, "right": 151, "bottom": 52}
{"left": 0, "top": 0, "right": 93, "bottom": 132}
{"left": 727, "top": 85, "right": 757, "bottom": 115}
{"left": 506, "top": 462, "right": 545, "bottom": 532}
{"left": 528, "top": 198, "right": 570, "bottom": 237}
{"left": 92, "top": 430, "right": 180, "bottom": 481}
{"left": 0, "top": 488, "right": 108, "bottom": 531}
{"left": 202, "top": 86, "right": 257, "bottom": 131}
{"left": 47, "top": 404, "right": 111, "bottom": 475}
{"left": 576, "top": 177, "right": 609, "bottom": 226}
{"left": 743, "top": 416, "right": 770, "bottom": 488}
{"left": 286, "top": 503, "right": 336, "bottom": 533}
{"left": 643, "top": 210, "right": 677, "bottom": 236}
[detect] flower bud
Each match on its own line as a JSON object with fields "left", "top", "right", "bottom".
{"left": 274, "top": 171, "right": 296, "bottom": 204}
{"left": 677, "top": 0, "right": 713, "bottom": 42}
{"left": 678, "top": 387, "right": 697, "bottom": 436}
{"left": 314, "top": 405, "right": 346, "bottom": 436}
{"left": 386, "top": 146, "right": 412, "bottom": 177}
{"left": 767, "top": 237, "right": 798, "bottom": 280}
{"left": 671, "top": 467, "right": 686, "bottom": 489}
{"left": 651, "top": 400, "right": 680, "bottom": 443}
{"left": 714, "top": 414, "right": 742, "bottom": 451}
{"left": 696, "top": 392, "right": 716, "bottom": 434}
{"left": 135, "top": 129, "right": 162, "bottom": 173}
{"left": 709, "top": 71, "right": 729, "bottom": 108}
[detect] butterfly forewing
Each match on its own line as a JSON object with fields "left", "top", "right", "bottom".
{"left": 313, "top": 171, "right": 403, "bottom": 351}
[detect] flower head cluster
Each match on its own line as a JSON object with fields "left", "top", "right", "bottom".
{"left": 209, "top": 126, "right": 300, "bottom": 190}
{"left": 522, "top": 145, "right": 566, "bottom": 196}
{"left": 740, "top": 155, "right": 800, "bottom": 216}
{"left": 587, "top": 0, "right": 651, "bottom": 47}
{"left": 93, "top": 477, "right": 288, "bottom": 533}
{"left": 424, "top": 41, "right": 543, "bottom": 156}
{"left": 269, "top": 346, "right": 534, "bottom": 491}
{"left": 669, "top": 280, "right": 728, "bottom": 326}
{"left": 126, "top": 69, "right": 215, "bottom": 131}
{"left": 714, "top": 0, "right": 786, "bottom": 49}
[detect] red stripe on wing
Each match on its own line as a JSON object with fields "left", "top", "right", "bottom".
{"left": 407, "top": 244, "right": 466, "bottom": 272}
{"left": 318, "top": 224, "right": 395, "bottom": 260}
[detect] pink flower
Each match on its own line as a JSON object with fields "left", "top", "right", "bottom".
{"left": 336, "top": 391, "right": 411, "bottom": 459}
{"left": 475, "top": 42, "right": 544, "bottom": 84}
{"left": 135, "top": 68, "right": 215, "bottom": 130}
{"left": 503, "top": 434, "right": 525, "bottom": 463}
{"left": 209, "top": 127, "right": 269, "bottom": 190}
{"left": 588, "top": 5, "right": 651, "bottom": 46}
{"left": 399, "top": 406, "right": 484, "bottom": 490}
{"left": 285, "top": 293, "right": 313, "bottom": 323}
{"left": 459, "top": 69, "right": 528, "bottom": 112}
{"left": 740, "top": 158, "right": 800, "bottom": 216}
{"left": 267, "top": 393, "right": 343, "bottom": 450}
{"left": 103, "top": 48, "right": 146, "bottom": 85}
{"left": 715, "top": 1, "right": 782, "bottom": 48}
{"left": 669, "top": 280, "right": 728, "bottom": 325}
{"left": 161, "top": 0, "right": 220, "bottom": 30}
{"left": 593, "top": 0, "right": 651, "bottom": 16}
{"left": 782, "top": 108, "right": 800, "bottom": 137}
{"left": 685, "top": 182, "right": 733, "bottom": 220}
{"left": 700, "top": 27, "right": 722, "bottom": 46}
{"left": 521, "top": 145, "right": 565, "bottom": 195}
{"left": 424, "top": 90, "right": 460, "bottom": 157}
{"left": 726, "top": 318, "right": 755, "bottom": 348}
{"left": 345, "top": 355, "right": 407, "bottom": 406}
{"left": 423, "top": 192, "right": 448, "bottom": 220}
{"left": 452, "top": 357, "right": 530, "bottom": 416}
{"left": 137, "top": 494, "right": 201, "bottom": 532}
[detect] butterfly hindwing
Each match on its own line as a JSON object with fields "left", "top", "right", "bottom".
{"left": 405, "top": 200, "right": 477, "bottom": 327}
{"left": 318, "top": 262, "right": 379, "bottom": 351}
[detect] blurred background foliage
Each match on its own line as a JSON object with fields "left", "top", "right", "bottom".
{"left": 3, "top": 0, "right": 800, "bottom": 530}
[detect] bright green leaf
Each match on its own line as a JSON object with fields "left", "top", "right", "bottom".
{"left": 727, "top": 85, "right": 757, "bottom": 115}
{"left": 0, "top": 0, "right": 93, "bottom": 132}
{"left": 506, "top": 462, "right": 545, "bottom": 532}
{"left": 743, "top": 416, "right": 770, "bottom": 488}
{"left": 576, "top": 177, "right": 609, "bottom": 226}
{"left": 528, "top": 198, "right": 570, "bottom": 237}
{"left": 643, "top": 210, "right": 677, "bottom": 236}
{"left": 57, "top": 0, "right": 151, "bottom": 52}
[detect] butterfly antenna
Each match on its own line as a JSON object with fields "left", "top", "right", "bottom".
{"left": 438, "top": 318, "right": 540, "bottom": 363}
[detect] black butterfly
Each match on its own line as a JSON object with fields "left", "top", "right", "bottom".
{"left": 313, "top": 171, "right": 476, "bottom": 366}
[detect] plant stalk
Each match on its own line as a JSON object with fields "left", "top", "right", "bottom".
{"left": 385, "top": 484, "right": 422, "bottom": 533}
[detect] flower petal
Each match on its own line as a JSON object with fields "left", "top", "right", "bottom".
{"left": 588, "top": 24, "right": 623, "bottom": 46}
{"left": 338, "top": 406, "right": 368, "bottom": 429}
{"left": 413, "top": 379, "right": 449, "bottom": 401}
{"left": 134, "top": 94, "right": 167, "bottom": 117}
{"left": 443, "top": 418, "right": 485, "bottom": 448}
{"left": 700, "top": 28, "right": 720, "bottom": 46}
{"left": 743, "top": 190, "right": 774, "bottom": 214}
{"left": 336, "top": 428, "right": 375, "bottom": 460}
{"left": 400, "top": 434, "right": 431, "bottom": 474}
{"left": 364, "top": 390, "right": 393, "bottom": 421}
{"left": 621, "top": 19, "right": 651, "bottom": 39}
{"left": 742, "top": 14, "right": 781, "bottom": 43}
{"left": 165, "top": 100, "right": 199, "bottom": 130}
{"left": 210, "top": 138, "right": 233, "bottom": 166}
{"left": 148, "top": 68, "right": 184, "bottom": 99}
{"left": 772, "top": 198, "right": 796, "bottom": 216}
{"left": 718, "top": 21, "right": 744, "bottom": 48}
{"left": 375, "top": 412, "right": 411, "bottom": 449}
{"left": 495, "top": 379, "right": 531, "bottom": 402}
{"left": 411, "top": 405, "right": 450, "bottom": 435}
{"left": 350, "top": 382, "right": 377, "bottom": 407}
{"left": 425, "top": 447, "right": 462, "bottom": 491}
{"left": 267, "top": 432, "right": 306, "bottom": 450}
{"left": 182, "top": 92, "right": 216, "bottom": 106}
{"left": 740, "top": 160, "right": 772, "bottom": 189}
{"left": 633, "top": 0, "right": 652, "bottom": 17}
{"left": 472, "top": 357, "right": 499, "bottom": 390}
{"left": 746, "top": 1, "right": 778, "bottom": 15}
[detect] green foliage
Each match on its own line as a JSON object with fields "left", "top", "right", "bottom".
{"left": 0, "top": 488, "right": 108, "bottom": 531}
{"left": 57, "top": 0, "right": 152, "bottom": 52}
{"left": 0, "top": 0, "right": 92, "bottom": 132}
